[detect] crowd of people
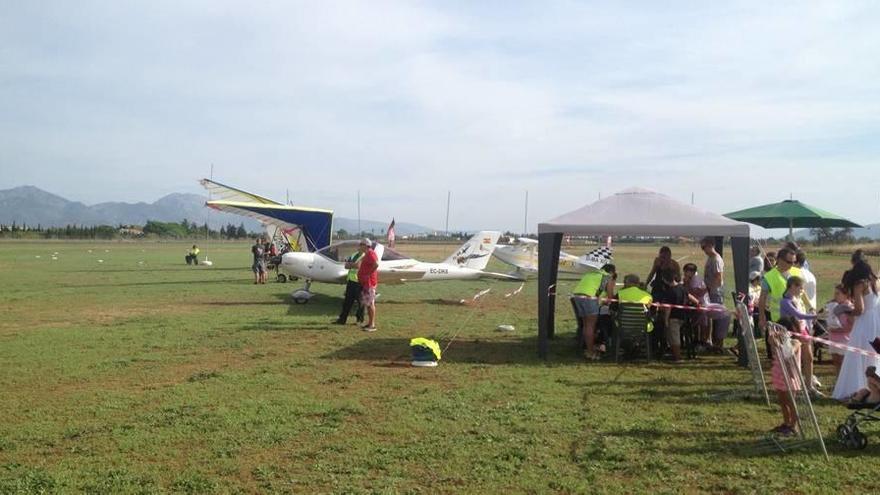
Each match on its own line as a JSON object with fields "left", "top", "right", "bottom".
{"left": 574, "top": 238, "right": 880, "bottom": 435}
{"left": 574, "top": 237, "right": 735, "bottom": 362}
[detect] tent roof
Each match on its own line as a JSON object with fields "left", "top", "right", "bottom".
{"left": 538, "top": 187, "right": 751, "bottom": 237}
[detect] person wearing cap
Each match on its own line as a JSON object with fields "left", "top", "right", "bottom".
{"left": 357, "top": 238, "right": 380, "bottom": 332}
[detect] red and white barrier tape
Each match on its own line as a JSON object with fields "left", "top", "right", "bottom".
{"left": 791, "top": 332, "right": 880, "bottom": 360}
{"left": 459, "top": 288, "right": 491, "bottom": 305}
{"left": 504, "top": 283, "right": 525, "bottom": 298}
{"left": 569, "top": 293, "right": 732, "bottom": 315}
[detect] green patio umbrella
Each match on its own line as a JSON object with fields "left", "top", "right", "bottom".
{"left": 724, "top": 199, "right": 862, "bottom": 239}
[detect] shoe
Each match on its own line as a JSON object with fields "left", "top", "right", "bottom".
{"left": 362, "top": 325, "right": 377, "bottom": 332}
{"left": 332, "top": 319, "right": 345, "bottom": 325}
{"left": 811, "top": 375, "right": 822, "bottom": 389}
{"left": 809, "top": 388, "right": 825, "bottom": 400}
{"left": 778, "top": 425, "right": 797, "bottom": 437}
{"left": 770, "top": 424, "right": 788, "bottom": 433}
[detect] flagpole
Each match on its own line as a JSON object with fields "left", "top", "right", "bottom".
{"left": 445, "top": 190, "right": 451, "bottom": 237}
{"left": 523, "top": 190, "right": 528, "bottom": 236}
{"left": 357, "top": 190, "right": 361, "bottom": 236}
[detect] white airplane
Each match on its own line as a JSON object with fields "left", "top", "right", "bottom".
{"left": 493, "top": 237, "right": 613, "bottom": 276}
{"left": 282, "top": 231, "right": 523, "bottom": 303}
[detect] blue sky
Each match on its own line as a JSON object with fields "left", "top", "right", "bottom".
{"left": 2, "top": 1, "right": 879, "bottom": 232}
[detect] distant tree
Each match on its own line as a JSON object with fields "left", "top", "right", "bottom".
{"left": 810, "top": 227, "right": 834, "bottom": 245}
{"left": 833, "top": 228, "right": 855, "bottom": 244}
{"left": 236, "top": 223, "right": 247, "bottom": 239}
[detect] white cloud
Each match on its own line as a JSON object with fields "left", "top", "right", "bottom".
{"left": 1, "top": 1, "right": 879, "bottom": 230}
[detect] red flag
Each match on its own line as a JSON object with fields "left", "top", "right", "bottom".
{"left": 386, "top": 218, "right": 396, "bottom": 247}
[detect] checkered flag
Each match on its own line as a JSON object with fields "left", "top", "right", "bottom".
{"left": 580, "top": 246, "right": 613, "bottom": 269}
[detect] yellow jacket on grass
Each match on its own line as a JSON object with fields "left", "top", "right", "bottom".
{"left": 410, "top": 338, "right": 442, "bottom": 361}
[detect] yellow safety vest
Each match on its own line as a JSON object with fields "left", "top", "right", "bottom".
{"left": 764, "top": 267, "right": 802, "bottom": 321}
{"left": 617, "top": 286, "right": 654, "bottom": 332}
{"left": 574, "top": 270, "right": 609, "bottom": 297}
{"left": 190, "top": 247, "right": 199, "bottom": 256}
{"left": 346, "top": 252, "right": 363, "bottom": 283}
{"left": 618, "top": 286, "right": 653, "bottom": 305}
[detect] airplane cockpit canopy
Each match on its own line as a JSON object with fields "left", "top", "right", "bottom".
{"left": 316, "top": 242, "right": 359, "bottom": 262}
{"left": 380, "top": 246, "right": 409, "bottom": 261}
{"left": 315, "top": 242, "right": 412, "bottom": 262}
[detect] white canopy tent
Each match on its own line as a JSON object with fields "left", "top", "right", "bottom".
{"left": 537, "top": 187, "right": 752, "bottom": 358}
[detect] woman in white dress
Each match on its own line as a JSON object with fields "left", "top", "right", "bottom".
{"left": 832, "top": 258, "right": 880, "bottom": 401}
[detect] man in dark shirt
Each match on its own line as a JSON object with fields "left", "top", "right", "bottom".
{"left": 658, "top": 269, "right": 699, "bottom": 362}
{"left": 251, "top": 238, "right": 267, "bottom": 284}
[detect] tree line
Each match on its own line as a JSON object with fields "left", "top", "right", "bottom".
{"left": 0, "top": 219, "right": 259, "bottom": 240}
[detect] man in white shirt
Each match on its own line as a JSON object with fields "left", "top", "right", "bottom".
{"left": 795, "top": 249, "right": 822, "bottom": 393}
{"left": 796, "top": 250, "right": 817, "bottom": 311}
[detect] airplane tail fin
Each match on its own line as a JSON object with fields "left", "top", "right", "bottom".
{"left": 443, "top": 231, "right": 500, "bottom": 270}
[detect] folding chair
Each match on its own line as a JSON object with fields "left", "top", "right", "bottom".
{"left": 613, "top": 303, "right": 653, "bottom": 362}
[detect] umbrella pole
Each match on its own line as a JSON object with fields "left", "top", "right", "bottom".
{"left": 788, "top": 218, "right": 793, "bottom": 241}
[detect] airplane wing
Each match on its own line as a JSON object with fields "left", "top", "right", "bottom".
{"left": 200, "top": 178, "right": 281, "bottom": 205}
{"left": 378, "top": 268, "right": 428, "bottom": 284}
{"left": 206, "top": 200, "right": 334, "bottom": 252}
{"left": 480, "top": 271, "right": 527, "bottom": 282}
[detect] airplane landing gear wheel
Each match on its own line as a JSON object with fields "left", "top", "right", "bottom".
{"left": 277, "top": 274, "right": 288, "bottom": 283}
{"left": 291, "top": 288, "right": 312, "bottom": 304}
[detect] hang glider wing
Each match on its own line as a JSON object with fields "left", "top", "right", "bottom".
{"left": 200, "top": 178, "right": 281, "bottom": 205}
{"left": 206, "top": 200, "right": 334, "bottom": 252}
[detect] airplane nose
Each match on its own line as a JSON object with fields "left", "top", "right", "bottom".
{"left": 282, "top": 253, "right": 313, "bottom": 274}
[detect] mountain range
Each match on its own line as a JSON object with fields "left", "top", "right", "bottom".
{"left": 0, "top": 186, "right": 435, "bottom": 235}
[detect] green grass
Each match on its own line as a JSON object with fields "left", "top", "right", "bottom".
{"left": 0, "top": 240, "right": 875, "bottom": 494}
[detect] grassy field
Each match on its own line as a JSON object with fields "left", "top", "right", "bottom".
{"left": 0, "top": 240, "right": 875, "bottom": 494}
